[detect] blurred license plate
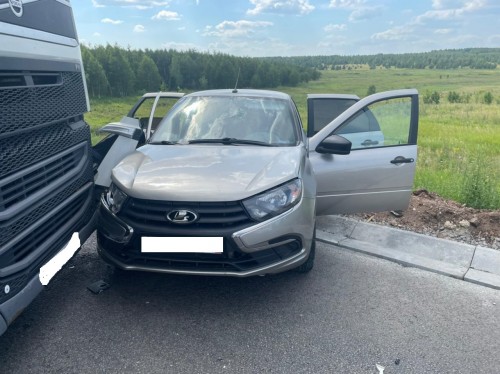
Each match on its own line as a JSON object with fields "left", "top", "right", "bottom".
{"left": 141, "top": 237, "right": 223, "bottom": 253}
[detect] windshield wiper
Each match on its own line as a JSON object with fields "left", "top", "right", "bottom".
{"left": 148, "top": 140, "right": 178, "bottom": 145}
{"left": 188, "top": 138, "right": 272, "bottom": 146}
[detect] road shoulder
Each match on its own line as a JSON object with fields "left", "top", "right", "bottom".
{"left": 317, "top": 215, "right": 500, "bottom": 290}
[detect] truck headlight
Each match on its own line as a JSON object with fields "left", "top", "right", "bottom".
{"left": 105, "top": 183, "right": 128, "bottom": 214}
{"left": 243, "top": 179, "right": 302, "bottom": 221}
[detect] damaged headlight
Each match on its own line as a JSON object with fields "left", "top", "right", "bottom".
{"left": 105, "top": 183, "right": 128, "bottom": 214}
{"left": 243, "top": 179, "right": 302, "bottom": 221}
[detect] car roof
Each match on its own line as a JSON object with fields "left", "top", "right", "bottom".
{"left": 141, "top": 92, "right": 185, "bottom": 98}
{"left": 185, "top": 89, "right": 291, "bottom": 100}
{"left": 307, "top": 93, "right": 360, "bottom": 100}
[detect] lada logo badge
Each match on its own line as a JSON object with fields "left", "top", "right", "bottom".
{"left": 166, "top": 209, "right": 198, "bottom": 224}
{"left": 8, "top": 0, "right": 23, "bottom": 17}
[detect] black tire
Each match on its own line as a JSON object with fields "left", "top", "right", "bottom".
{"left": 295, "top": 227, "right": 316, "bottom": 273}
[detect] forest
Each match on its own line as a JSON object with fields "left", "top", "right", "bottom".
{"left": 266, "top": 48, "right": 500, "bottom": 70}
{"left": 81, "top": 45, "right": 320, "bottom": 98}
{"left": 81, "top": 46, "right": 499, "bottom": 98}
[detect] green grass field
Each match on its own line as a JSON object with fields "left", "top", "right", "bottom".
{"left": 85, "top": 68, "right": 500, "bottom": 209}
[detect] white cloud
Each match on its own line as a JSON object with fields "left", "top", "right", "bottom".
{"left": 93, "top": 32, "right": 101, "bottom": 37}
{"left": 432, "top": 0, "right": 451, "bottom": 9}
{"left": 324, "top": 23, "right": 346, "bottom": 32}
{"left": 417, "top": 8, "right": 465, "bottom": 22}
{"left": 372, "top": 0, "right": 487, "bottom": 45}
{"left": 92, "top": 0, "right": 170, "bottom": 9}
{"left": 328, "top": 0, "right": 382, "bottom": 22}
{"left": 92, "top": 0, "right": 105, "bottom": 8}
{"left": 178, "top": 26, "right": 186, "bottom": 31}
{"left": 434, "top": 28, "right": 453, "bottom": 34}
{"left": 348, "top": 6, "right": 382, "bottom": 21}
{"left": 247, "top": 0, "right": 314, "bottom": 15}
{"left": 431, "top": 0, "right": 477, "bottom": 9}
{"left": 416, "top": 0, "right": 487, "bottom": 23}
{"left": 101, "top": 18, "right": 123, "bottom": 25}
{"left": 204, "top": 20, "right": 273, "bottom": 38}
{"left": 328, "top": 0, "right": 365, "bottom": 9}
{"left": 371, "top": 26, "right": 414, "bottom": 41}
{"left": 152, "top": 10, "right": 181, "bottom": 21}
{"left": 133, "top": 24, "right": 145, "bottom": 33}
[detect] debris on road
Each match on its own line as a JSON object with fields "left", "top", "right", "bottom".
{"left": 87, "top": 280, "right": 110, "bottom": 294}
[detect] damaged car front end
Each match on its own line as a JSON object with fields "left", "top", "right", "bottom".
{"left": 97, "top": 90, "right": 317, "bottom": 276}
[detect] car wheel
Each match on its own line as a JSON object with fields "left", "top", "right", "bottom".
{"left": 295, "top": 226, "right": 316, "bottom": 273}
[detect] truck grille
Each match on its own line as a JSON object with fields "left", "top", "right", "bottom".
{"left": 0, "top": 187, "right": 89, "bottom": 268}
{"left": 0, "top": 71, "right": 87, "bottom": 136}
{"left": 0, "top": 66, "right": 93, "bottom": 306}
{"left": 0, "top": 163, "right": 93, "bottom": 248}
{"left": 121, "top": 199, "right": 254, "bottom": 233}
{"left": 0, "top": 143, "right": 86, "bottom": 212}
{"left": 0, "top": 121, "right": 90, "bottom": 179}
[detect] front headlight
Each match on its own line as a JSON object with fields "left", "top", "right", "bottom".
{"left": 243, "top": 179, "right": 302, "bottom": 221}
{"left": 105, "top": 183, "right": 128, "bottom": 214}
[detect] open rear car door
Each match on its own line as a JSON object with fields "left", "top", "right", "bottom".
{"left": 308, "top": 89, "right": 419, "bottom": 215}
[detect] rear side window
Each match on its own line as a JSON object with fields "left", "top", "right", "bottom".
{"left": 309, "top": 98, "right": 358, "bottom": 136}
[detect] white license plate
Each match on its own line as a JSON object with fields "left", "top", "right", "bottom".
{"left": 141, "top": 237, "right": 223, "bottom": 253}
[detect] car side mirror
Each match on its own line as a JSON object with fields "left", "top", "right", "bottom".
{"left": 99, "top": 117, "right": 143, "bottom": 140}
{"left": 315, "top": 135, "right": 352, "bottom": 155}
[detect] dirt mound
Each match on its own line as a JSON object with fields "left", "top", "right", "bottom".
{"left": 352, "top": 189, "right": 500, "bottom": 250}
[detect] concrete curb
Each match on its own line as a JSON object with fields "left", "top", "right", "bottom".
{"left": 317, "top": 216, "right": 500, "bottom": 290}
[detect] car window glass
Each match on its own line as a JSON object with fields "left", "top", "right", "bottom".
{"left": 150, "top": 97, "right": 179, "bottom": 133}
{"left": 133, "top": 97, "right": 155, "bottom": 119}
{"left": 132, "top": 97, "right": 155, "bottom": 129}
{"left": 152, "top": 96, "right": 298, "bottom": 146}
{"left": 310, "top": 99, "right": 357, "bottom": 135}
{"left": 333, "top": 98, "right": 411, "bottom": 150}
{"left": 154, "top": 97, "right": 178, "bottom": 117}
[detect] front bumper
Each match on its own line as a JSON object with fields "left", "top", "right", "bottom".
{"left": 0, "top": 187, "right": 97, "bottom": 335}
{"left": 97, "top": 194, "right": 316, "bottom": 277}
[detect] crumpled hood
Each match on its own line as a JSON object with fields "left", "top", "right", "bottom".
{"left": 112, "top": 144, "right": 303, "bottom": 201}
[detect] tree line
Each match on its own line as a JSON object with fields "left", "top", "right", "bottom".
{"left": 81, "top": 45, "right": 321, "bottom": 98}
{"left": 265, "top": 48, "right": 500, "bottom": 71}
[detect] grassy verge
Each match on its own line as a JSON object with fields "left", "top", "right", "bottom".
{"left": 84, "top": 68, "right": 500, "bottom": 209}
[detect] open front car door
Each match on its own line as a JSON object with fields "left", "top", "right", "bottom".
{"left": 93, "top": 92, "right": 184, "bottom": 189}
{"left": 308, "top": 89, "right": 419, "bottom": 215}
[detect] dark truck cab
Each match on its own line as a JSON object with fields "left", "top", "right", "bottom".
{"left": 0, "top": 0, "right": 96, "bottom": 335}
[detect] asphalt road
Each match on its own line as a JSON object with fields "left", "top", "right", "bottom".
{"left": 1, "top": 235, "right": 499, "bottom": 374}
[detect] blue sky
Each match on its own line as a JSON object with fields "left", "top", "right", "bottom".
{"left": 72, "top": 0, "right": 500, "bottom": 56}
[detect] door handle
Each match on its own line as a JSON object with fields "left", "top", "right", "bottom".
{"left": 361, "top": 139, "right": 379, "bottom": 146}
{"left": 390, "top": 156, "right": 414, "bottom": 164}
